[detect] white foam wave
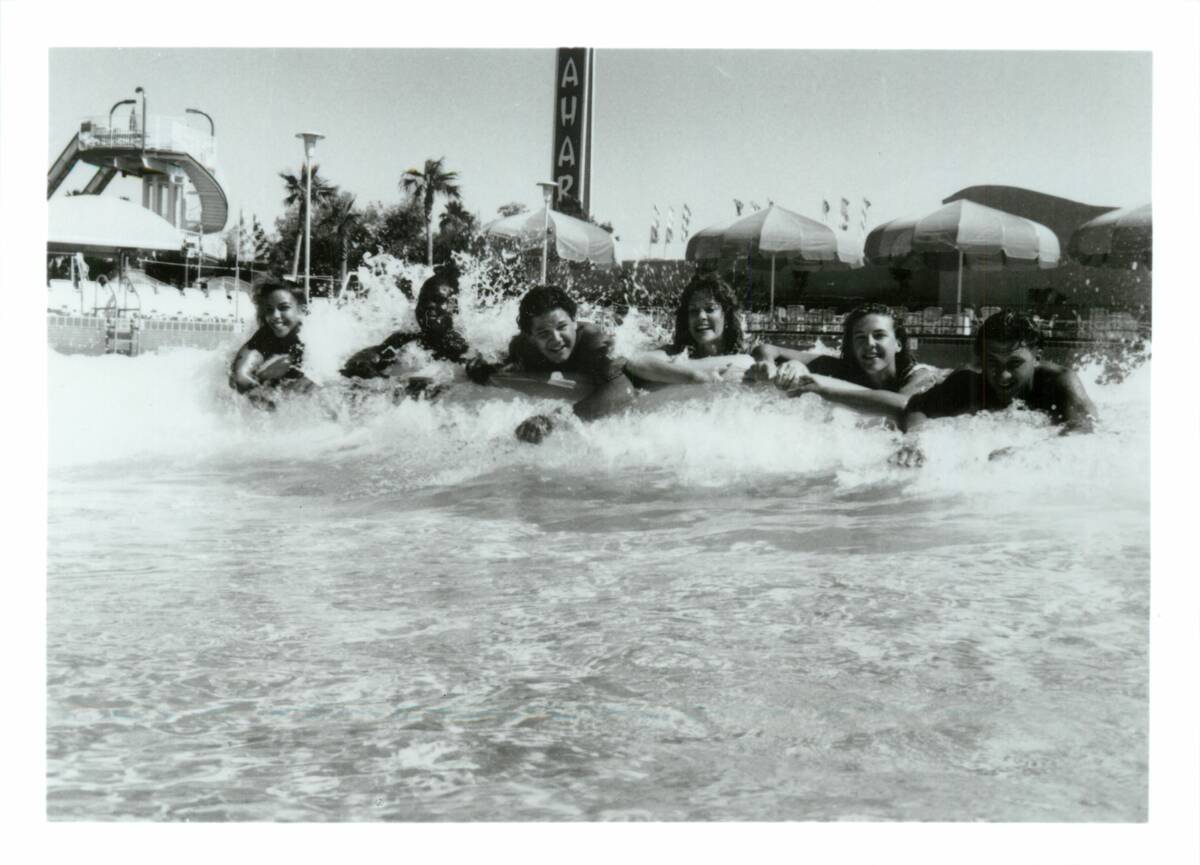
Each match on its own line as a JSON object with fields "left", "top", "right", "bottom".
{"left": 47, "top": 253, "right": 1150, "bottom": 511}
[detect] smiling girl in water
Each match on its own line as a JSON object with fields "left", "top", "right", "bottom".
{"left": 750, "top": 303, "right": 940, "bottom": 417}
{"left": 229, "top": 278, "right": 314, "bottom": 408}
{"left": 625, "top": 272, "right": 757, "bottom": 386}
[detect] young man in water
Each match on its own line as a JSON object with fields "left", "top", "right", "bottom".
{"left": 467, "top": 284, "right": 637, "bottom": 443}
{"left": 340, "top": 263, "right": 472, "bottom": 400}
{"left": 892, "top": 310, "right": 1098, "bottom": 467}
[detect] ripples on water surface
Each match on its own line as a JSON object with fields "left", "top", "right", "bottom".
{"left": 46, "top": 287, "right": 1149, "bottom": 822}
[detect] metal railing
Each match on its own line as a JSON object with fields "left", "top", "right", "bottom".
{"left": 77, "top": 115, "right": 217, "bottom": 169}
{"left": 745, "top": 304, "right": 1149, "bottom": 342}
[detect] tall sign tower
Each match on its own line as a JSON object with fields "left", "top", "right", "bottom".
{"left": 551, "top": 48, "right": 594, "bottom": 216}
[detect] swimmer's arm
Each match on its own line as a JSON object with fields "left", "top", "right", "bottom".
{"left": 626, "top": 350, "right": 727, "bottom": 384}
{"left": 230, "top": 346, "right": 266, "bottom": 392}
{"left": 818, "top": 366, "right": 941, "bottom": 416}
{"left": 900, "top": 408, "right": 930, "bottom": 435}
{"left": 514, "top": 373, "right": 637, "bottom": 443}
{"left": 1056, "top": 369, "right": 1099, "bottom": 434}
{"left": 750, "top": 342, "right": 818, "bottom": 365}
{"left": 795, "top": 375, "right": 912, "bottom": 416}
{"left": 573, "top": 372, "right": 638, "bottom": 421}
{"left": 891, "top": 409, "right": 929, "bottom": 467}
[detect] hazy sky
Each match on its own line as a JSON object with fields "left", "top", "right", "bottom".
{"left": 49, "top": 48, "right": 1150, "bottom": 260}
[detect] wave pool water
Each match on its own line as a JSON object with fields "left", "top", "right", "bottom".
{"left": 46, "top": 265, "right": 1150, "bottom": 821}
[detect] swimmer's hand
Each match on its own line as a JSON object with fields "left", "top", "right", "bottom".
{"left": 257, "top": 354, "right": 295, "bottom": 382}
{"left": 774, "top": 360, "right": 812, "bottom": 391}
{"left": 702, "top": 361, "right": 754, "bottom": 383}
{"left": 782, "top": 375, "right": 824, "bottom": 397}
{"left": 744, "top": 360, "right": 777, "bottom": 383}
{"left": 988, "top": 446, "right": 1015, "bottom": 462}
{"left": 466, "top": 356, "right": 501, "bottom": 385}
{"left": 340, "top": 346, "right": 387, "bottom": 379}
{"left": 515, "top": 414, "right": 555, "bottom": 444}
{"left": 399, "top": 377, "right": 447, "bottom": 402}
{"left": 890, "top": 443, "right": 925, "bottom": 468}
{"left": 230, "top": 369, "right": 261, "bottom": 392}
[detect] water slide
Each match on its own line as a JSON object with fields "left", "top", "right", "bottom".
{"left": 47, "top": 133, "right": 82, "bottom": 198}
{"left": 48, "top": 122, "right": 228, "bottom": 235}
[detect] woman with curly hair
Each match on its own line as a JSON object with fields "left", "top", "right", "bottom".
{"left": 625, "top": 271, "right": 757, "bottom": 386}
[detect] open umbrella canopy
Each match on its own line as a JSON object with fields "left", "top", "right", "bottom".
{"left": 481, "top": 207, "right": 615, "bottom": 266}
{"left": 866, "top": 199, "right": 1060, "bottom": 271}
{"left": 48, "top": 194, "right": 188, "bottom": 256}
{"left": 1067, "top": 203, "right": 1151, "bottom": 269}
{"left": 685, "top": 204, "right": 863, "bottom": 269}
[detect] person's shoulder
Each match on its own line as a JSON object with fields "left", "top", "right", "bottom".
{"left": 805, "top": 354, "right": 845, "bottom": 376}
{"left": 940, "top": 367, "right": 980, "bottom": 385}
{"left": 905, "top": 367, "right": 979, "bottom": 414}
{"left": 899, "top": 363, "right": 944, "bottom": 394}
{"left": 1034, "top": 361, "right": 1082, "bottom": 394}
{"left": 1036, "top": 360, "right": 1070, "bottom": 378}
{"left": 575, "top": 320, "right": 612, "bottom": 344}
{"left": 575, "top": 321, "right": 619, "bottom": 355}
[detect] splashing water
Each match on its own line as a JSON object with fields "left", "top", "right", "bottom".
{"left": 47, "top": 252, "right": 1149, "bottom": 822}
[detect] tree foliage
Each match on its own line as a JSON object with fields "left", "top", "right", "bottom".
{"left": 399, "top": 157, "right": 462, "bottom": 266}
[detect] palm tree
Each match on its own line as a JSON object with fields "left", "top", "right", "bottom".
{"left": 320, "top": 191, "right": 360, "bottom": 289}
{"left": 438, "top": 199, "right": 477, "bottom": 235}
{"left": 399, "top": 157, "right": 461, "bottom": 265}
{"left": 279, "top": 164, "right": 339, "bottom": 279}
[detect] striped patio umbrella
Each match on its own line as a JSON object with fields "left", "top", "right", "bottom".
{"left": 685, "top": 204, "right": 863, "bottom": 315}
{"left": 865, "top": 199, "right": 1061, "bottom": 313}
{"left": 481, "top": 207, "right": 615, "bottom": 267}
{"left": 1067, "top": 203, "right": 1151, "bottom": 270}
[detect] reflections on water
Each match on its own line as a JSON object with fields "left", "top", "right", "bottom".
{"left": 47, "top": 260, "right": 1149, "bottom": 821}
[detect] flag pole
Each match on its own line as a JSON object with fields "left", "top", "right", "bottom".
{"left": 956, "top": 248, "right": 964, "bottom": 316}
{"left": 234, "top": 209, "right": 242, "bottom": 325}
{"left": 769, "top": 253, "right": 776, "bottom": 321}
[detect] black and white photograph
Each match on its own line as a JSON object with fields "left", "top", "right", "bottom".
{"left": 5, "top": 1, "right": 1198, "bottom": 860}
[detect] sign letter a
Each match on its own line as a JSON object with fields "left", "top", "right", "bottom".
{"left": 557, "top": 136, "right": 576, "bottom": 168}
{"left": 560, "top": 57, "right": 579, "bottom": 88}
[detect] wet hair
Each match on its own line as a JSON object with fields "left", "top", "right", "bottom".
{"left": 840, "top": 303, "right": 917, "bottom": 382}
{"left": 671, "top": 271, "right": 747, "bottom": 355}
{"left": 517, "top": 284, "right": 577, "bottom": 334}
{"left": 415, "top": 263, "right": 460, "bottom": 331}
{"left": 974, "top": 309, "right": 1043, "bottom": 355}
{"left": 252, "top": 277, "right": 303, "bottom": 327}
{"left": 415, "top": 262, "right": 470, "bottom": 360}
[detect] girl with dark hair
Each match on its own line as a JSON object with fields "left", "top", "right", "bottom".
{"left": 229, "top": 278, "right": 315, "bottom": 408}
{"left": 751, "top": 304, "right": 941, "bottom": 417}
{"left": 625, "top": 272, "right": 757, "bottom": 385}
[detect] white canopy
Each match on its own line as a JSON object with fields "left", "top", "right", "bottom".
{"left": 48, "top": 195, "right": 187, "bottom": 255}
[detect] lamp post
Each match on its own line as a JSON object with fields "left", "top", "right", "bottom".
{"left": 134, "top": 87, "right": 146, "bottom": 152}
{"left": 295, "top": 132, "right": 325, "bottom": 304}
{"left": 185, "top": 107, "right": 214, "bottom": 137}
{"left": 537, "top": 181, "right": 559, "bottom": 284}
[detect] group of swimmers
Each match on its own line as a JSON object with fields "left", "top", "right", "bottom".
{"left": 229, "top": 264, "right": 1099, "bottom": 463}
